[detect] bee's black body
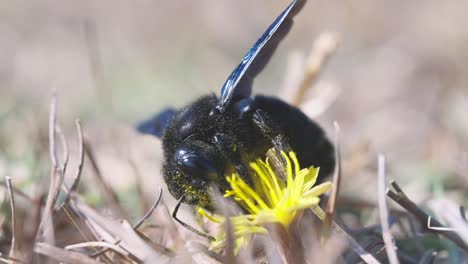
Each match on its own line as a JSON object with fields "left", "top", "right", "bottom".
{"left": 138, "top": 0, "right": 335, "bottom": 211}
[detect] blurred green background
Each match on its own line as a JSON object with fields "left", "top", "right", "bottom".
{"left": 1, "top": 0, "right": 467, "bottom": 208}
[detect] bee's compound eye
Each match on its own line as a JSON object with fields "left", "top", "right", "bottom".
{"left": 175, "top": 148, "right": 219, "bottom": 180}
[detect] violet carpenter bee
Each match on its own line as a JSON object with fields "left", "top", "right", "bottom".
{"left": 138, "top": 0, "right": 334, "bottom": 211}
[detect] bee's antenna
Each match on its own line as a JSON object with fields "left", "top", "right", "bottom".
{"left": 172, "top": 195, "right": 215, "bottom": 241}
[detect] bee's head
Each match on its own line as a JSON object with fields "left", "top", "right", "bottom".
{"left": 163, "top": 139, "right": 230, "bottom": 211}
{"left": 160, "top": 95, "right": 236, "bottom": 210}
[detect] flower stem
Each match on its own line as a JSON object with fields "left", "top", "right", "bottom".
{"left": 267, "top": 223, "right": 305, "bottom": 264}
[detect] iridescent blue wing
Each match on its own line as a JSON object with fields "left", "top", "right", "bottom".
{"left": 137, "top": 108, "right": 177, "bottom": 138}
{"left": 216, "top": 0, "right": 306, "bottom": 112}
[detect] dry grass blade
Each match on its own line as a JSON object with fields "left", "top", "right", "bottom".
{"left": 91, "top": 187, "right": 164, "bottom": 258}
{"left": 426, "top": 198, "right": 468, "bottom": 246}
{"left": 291, "top": 32, "right": 339, "bottom": 106}
{"left": 387, "top": 181, "right": 468, "bottom": 251}
{"left": 65, "top": 241, "right": 129, "bottom": 256}
{"left": 72, "top": 196, "right": 165, "bottom": 262}
{"left": 0, "top": 181, "right": 32, "bottom": 202}
{"left": 192, "top": 253, "right": 223, "bottom": 264}
{"left": 135, "top": 231, "right": 174, "bottom": 257}
{"left": 85, "top": 216, "right": 141, "bottom": 263}
{"left": 46, "top": 125, "right": 67, "bottom": 214}
{"left": 38, "top": 94, "right": 63, "bottom": 245}
{"left": 324, "top": 121, "right": 342, "bottom": 241}
{"left": 83, "top": 139, "right": 128, "bottom": 218}
{"left": 377, "top": 155, "right": 399, "bottom": 264}
{"left": 61, "top": 204, "right": 93, "bottom": 243}
{"left": 60, "top": 119, "right": 85, "bottom": 208}
{"left": 35, "top": 242, "right": 101, "bottom": 264}
{"left": 20, "top": 195, "right": 43, "bottom": 263}
{"left": 311, "top": 205, "right": 381, "bottom": 264}
{"left": 55, "top": 125, "right": 69, "bottom": 176}
{"left": 5, "top": 176, "right": 18, "bottom": 262}
{"left": 0, "top": 255, "right": 26, "bottom": 264}
{"left": 281, "top": 52, "right": 304, "bottom": 101}
{"left": 48, "top": 92, "right": 58, "bottom": 170}
{"left": 134, "top": 187, "right": 163, "bottom": 230}
{"left": 155, "top": 200, "right": 185, "bottom": 250}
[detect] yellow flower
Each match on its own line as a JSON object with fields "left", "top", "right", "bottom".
{"left": 198, "top": 208, "right": 267, "bottom": 253}
{"left": 198, "top": 150, "right": 332, "bottom": 253}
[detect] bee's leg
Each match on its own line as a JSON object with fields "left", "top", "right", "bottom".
{"left": 213, "top": 133, "right": 252, "bottom": 185}
{"left": 172, "top": 195, "right": 215, "bottom": 241}
{"left": 252, "top": 109, "right": 294, "bottom": 178}
{"left": 252, "top": 109, "right": 292, "bottom": 153}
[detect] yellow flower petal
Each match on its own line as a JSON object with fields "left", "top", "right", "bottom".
{"left": 304, "top": 182, "right": 333, "bottom": 199}
{"left": 251, "top": 161, "right": 279, "bottom": 205}
{"left": 226, "top": 174, "right": 260, "bottom": 214}
{"left": 302, "top": 166, "right": 320, "bottom": 191}
{"left": 197, "top": 208, "right": 224, "bottom": 223}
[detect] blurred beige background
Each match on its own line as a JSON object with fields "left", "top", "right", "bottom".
{"left": 1, "top": 0, "right": 467, "bottom": 209}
